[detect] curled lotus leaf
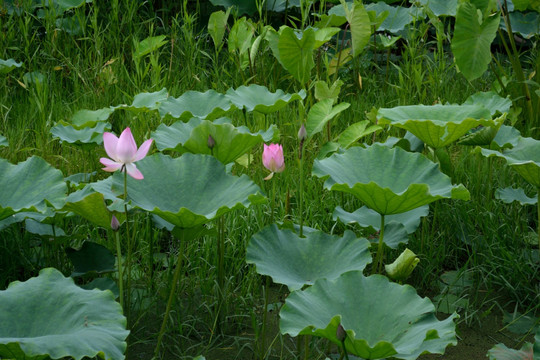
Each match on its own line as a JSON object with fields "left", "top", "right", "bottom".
{"left": 93, "top": 153, "right": 265, "bottom": 228}
{"left": 114, "top": 88, "right": 168, "bottom": 113}
{"left": 280, "top": 271, "right": 458, "bottom": 359}
{"left": 152, "top": 118, "right": 275, "bottom": 164}
{"left": 0, "top": 156, "right": 67, "bottom": 221}
{"left": 377, "top": 104, "right": 496, "bottom": 148}
{"left": 479, "top": 136, "right": 540, "bottom": 188}
{"left": 0, "top": 268, "right": 128, "bottom": 360}
{"left": 0, "top": 58, "right": 22, "bottom": 74}
{"left": 51, "top": 121, "right": 111, "bottom": 145}
{"left": 246, "top": 224, "right": 371, "bottom": 291}
{"left": 224, "top": 84, "right": 305, "bottom": 114}
{"left": 312, "top": 144, "right": 470, "bottom": 215}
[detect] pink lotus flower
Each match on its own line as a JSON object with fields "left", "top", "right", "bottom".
{"left": 100, "top": 127, "right": 153, "bottom": 180}
{"left": 262, "top": 143, "right": 285, "bottom": 180}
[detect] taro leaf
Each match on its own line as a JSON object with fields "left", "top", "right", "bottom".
{"left": 280, "top": 272, "right": 458, "bottom": 359}
{"left": 0, "top": 156, "right": 67, "bottom": 221}
{"left": 278, "top": 27, "right": 316, "bottom": 85}
{"left": 224, "top": 84, "right": 306, "bottom": 114}
{"left": 451, "top": 1, "right": 500, "bottom": 81}
{"left": 0, "top": 134, "right": 7, "bottom": 147}
{"left": 313, "top": 27, "right": 341, "bottom": 49}
{"left": 417, "top": 0, "right": 457, "bottom": 16}
{"left": 246, "top": 225, "right": 371, "bottom": 291}
{"left": 491, "top": 125, "right": 521, "bottom": 150}
{"left": 159, "top": 90, "right": 236, "bottom": 120}
{"left": 316, "top": 141, "right": 341, "bottom": 159}
{"left": 63, "top": 186, "right": 124, "bottom": 229}
{"left": 306, "top": 99, "right": 350, "bottom": 138}
{"left": 51, "top": 121, "right": 111, "bottom": 145}
{"left": 463, "top": 91, "right": 512, "bottom": 116}
{"left": 500, "top": 11, "right": 539, "bottom": 39}
{"left": 333, "top": 205, "right": 429, "bottom": 234}
{"left": 66, "top": 241, "right": 116, "bottom": 277}
{"left": 0, "top": 268, "right": 128, "bottom": 360}
{"left": 314, "top": 79, "right": 343, "bottom": 103}
{"left": 364, "top": 3, "right": 424, "bottom": 34}
{"left": 228, "top": 17, "right": 254, "bottom": 55}
{"left": 152, "top": 119, "right": 275, "bottom": 164}
{"left": 341, "top": 0, "right": 371, "bottom": 57}
{"left": 487, "top": 342, "right": 533, "bottom": 360}
{"left": 115, "top": 88, "right": 168, "bottom": 113}
{"left": 480, "top": 136, "right": 540, "bottom": 187}
{"left": 93, "top": 153, "right": 265, "bottom": 228}
{"left": 337, "top": 120, "right": 382, "bottom": 148}
{"left": 72, "top": 107, "right": 114, "bottom": 128}
{"left": 495, "top": 187, "right": 537, "bottom": 205}
{"left": 133, "top": 35, "right": 167, "bottom": 61}
{"left": 208, "top": 10, "right": 230, "bottom": 50}
{"left": 376, "top": 104, "right": 495, "bottom": 148}
{"left": 0, "top": 58, "right": 22, "bottom": 74}
{"left": 24, "top": 219, "right": 66, "bottom": 238}
{"left": 313, "top": 144, "right": 470, "bottom": 215}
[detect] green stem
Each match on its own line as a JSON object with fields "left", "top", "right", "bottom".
{"left": 303, "top": 335, "right": 309, "bottom": 360}
{"left": 123, "top": 170, "right": 132, "bottom": 320}
{"left": 270, "top": 178, "right": 276, "bottom": 224}
{"left": 537, "top": 189, "right": 539, "bottom": 250}
{"left": 154, "top": 230, "right": 184, "bottom": 359}
{"left": 260, "top": 275, "right": 270, "bottom": 360}
{"left": 341, "top": 340, "right": 350, "bottom": 360}
{"left": 115, "top": 230, "right": 124, "bottom": 309}
{"left": 299, "top": 150, "right": 304, "bottom": 237}
{"left": 217, "top": 215, "right": 225, "bottom": 332}
{"left": 372, "top": 215, "right": 385, "bottom": 275}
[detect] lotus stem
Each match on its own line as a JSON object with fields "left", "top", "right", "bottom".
{"left": 341, "top": 339, "right": 350, "bottom": 360}
{"left": 123, "top": 170, "right": 133, "bottom": 320}
{"left": 114, "top": 230, "right": 124, "bottom": 309}
{"left": 260, "top": 275, "right": 270, "bottom": 360}
{"left": 217, "top": 215, "right": 225, "bottom": 332}
{"left": 372, "top": 214, "right": 386, "bottom": 275}
{"left": 154, "top": 231, "right": 184, "bottom": 359}
{"left": 299, "top": 149, "right": 304, "bottom": 237}
{"left": 537, "top": 189, "right": 539, "bottom": 250}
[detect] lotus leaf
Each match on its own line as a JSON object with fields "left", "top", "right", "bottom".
{"left": 495, "top": 187, "right": 537, "bottom": 205}
{"left": 0, "top": 268, "right": 128, "bottom": 360}
{"left": 0, "top": 134, "right": 7, "bottom": 147}
{"left": 377, "top": 104, "right": 496, "bottom": 148}
{"left": 72, "top": 107, "right": 114, "bottom": 128}
{"left": 491, "top": 125, "right": 521, "bottom": 150}
{"left": 152, "top": 118, "right": 275, "bottom": 164}
{"left": 534, "top": 327, "right": 539, "bottom": 359}
{"left": 115, "top": 88, "right": 168, "bottom": 113}
{"left": 66, "top": 241, "right": 116, "bottom": 277}
{"left": 333, "top": 205, "right": 428, "bottom": 234}
{"left": 280, "top": 271, "right": 458, "bottom": 359}
{"left": 159, "top": 90, "right": 236, "bottom": 120}
{"left": 463, "top": 91, "right": 512, "bottom": 116}
{"left": 0, "top": 156, "right": 67, "bottom": 221}
{"left": 56, "top": 15, "right": 83, "bottom": 35}
{"left": 364, "top": 3, "right": 424, "bottom": 34}
{"left": 480, "top": 136, "right": 540, "bottom": 187}
{"left": 24, "top": 218, "right": 66, "bottom": 238}
{"left": 500, "top": 11, "right": 539, "bottom": 39}
{"left": 0, "top": 211, "right": 53, "bottom": 231}
{"left": 312, "top": 144, "right": 470, "bottom": 215}
{"left": 93, "top": 153, "right": 265, "bottom": 228}
{"left": 417, "top": 0, "right": 457, "bottom": 16}
{"left": 51, "top": 121, "right": 111, "bottom": 145}
{"left": 487, "top": 342, "right": 533, "bottom": 360}
{"left": 63, "top": 186, "right": 123, "bottom": 229}
{"left": 0, "top": 58, "right": 22, "bottom": 74}
{"left": 246, "top": 225, "right": 371, "bottom": 291}
{"left": 225, "top": 84, "right": 305, "bottom": 114}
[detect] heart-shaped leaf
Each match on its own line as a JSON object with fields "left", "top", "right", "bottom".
{"left": 313, "top": 144, "right": 470, "bottom": 215}
{"left": 342, "top": 0, "right": 371, "bottom": 57}
{"left": 337, "top": 120, "right": 382, "bottom": 148}
{"left": 0, "top": 268, "right": 128, "bottom": 360}
{"left": 307, "top": 99, "right": 350, "bottom": 138}
{"left": 93, "top": 153, "right": 265, "bottom": 228}
{"left": 280, "top": 272, "right": 458, "bottom": 359}
{"left": 0, "top": 157, "right": 67, "bottom": 221}
{"left": 480, "top": 136, "right": 540, "bottom": 187}
{"left": 377, "top": 104, "right": 496, "bottom": 148}
{"left": 278, "top": 27, "right": 316, "bottom": 85}
{"left": 246, "top": 225, "right": 371, "bottom": 291}
{"left": 133, "top": 35, "right": 167, "bottom": 61}
{"left": 451, "top": 1, "right": 500, "bottom": 80}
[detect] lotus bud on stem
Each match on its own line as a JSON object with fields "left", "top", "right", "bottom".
{"left": 208, "top": 134, "right": 215, "bottom": 155}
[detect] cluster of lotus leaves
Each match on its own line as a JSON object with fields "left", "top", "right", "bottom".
{"left": 90, "top": 153, "right": 265, "bottom": 228}
{"left": 280, "top": 271, "right": 458, "bottom": 360}
{"left": 376, "top": 103, "right": 503, "bottom": 148}
{"left": 152, "top": 117, "right": 276, "bottom": 164}
{"left": 246, "top": 225, "right": 371, "bottom": 291}
{"left": 313, "top": 144, "right": 470, "bottom": 215}
{"left": 0, "top": 268, "right": 128, "bottom": 360}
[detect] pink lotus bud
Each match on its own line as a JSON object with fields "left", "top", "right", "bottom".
{"left": 111, "top": 215, "right": 120, "bottom": 231}
{"left": 208, "top": 134, "right": 216, "bottom": 149}
{"left": 336, "top": 324, "right": 346, "bottom": 342}
{"left": 298, "top": 123, "right": 307, "bottom": 141}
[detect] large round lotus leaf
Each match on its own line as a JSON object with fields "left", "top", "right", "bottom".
{"left": 0, "top": 268, "right": 128, "bottom": 360}
{"left": 500, "top": 11, "right": 539, "bottom": 38}
{"left": 364, "top": 3, "right": 424, "bottom": 34}
{"left": 246, "top": 225, "right": 371, "bottom": 291}
{"left": 225, "top": 84, "right": 305, "bottom": 114}
{"left": 280, "top": 272, "right": 458, "bottom": 359}
{"left": 158, "top": 90, "right": 236, "bottom": 120}
{"left": 376, "top": 104, "right": 495, "bottom": 148}
{"left": 51, "top": 121, "right": 111, "bottom": 145}
{"left": 94, "top": 153, "right": 265, "bottom": 228}
{"left": 312, "top": 144, "right": 470, "bottom": 215}
{"left": 152, "top": 118, "right": 276, "bottom": 164}
{"left": 0, "top": 156, "right": 67, "bottom": 221}
{"left": 114, "top": 88, "right": 168, "bottom": 113}
{"left": 480, "top": 136, "right": 540, "bottom": 188}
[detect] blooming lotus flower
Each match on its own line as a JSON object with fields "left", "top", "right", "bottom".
{"left": 100, "top": 127, "right": 153, "bottom": 180}
{"left": 262, "top": 143, "right": 285, "bottom": 180}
